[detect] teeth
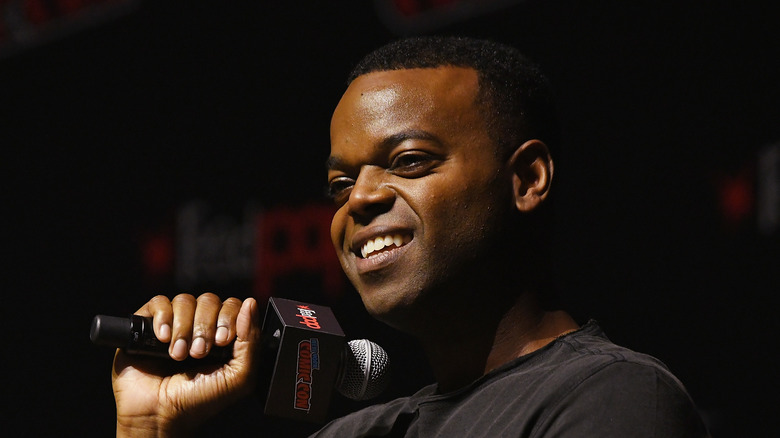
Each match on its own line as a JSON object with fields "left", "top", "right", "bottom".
{"left": 361, "top": 234, "right": 410, "bottom": 258}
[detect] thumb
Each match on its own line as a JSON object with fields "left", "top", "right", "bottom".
{"left": 227, "top": 297, "right": 262, "bottom": 394}
{"left": 236, "top": 297, "right": 260, "bottom": 343}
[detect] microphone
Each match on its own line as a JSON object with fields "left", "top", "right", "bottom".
{"left": 337, "top": 339, "right": 390, "bottom": 401}
{"left": 89, "top": 314, "right": 390, "bottom": 400}
{"left": 90, "top": 297, "right": 390, "bottom": 422}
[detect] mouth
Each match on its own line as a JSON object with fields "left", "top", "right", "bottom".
{"left": 358, "top": 233, "right": 413, "bottom": 259}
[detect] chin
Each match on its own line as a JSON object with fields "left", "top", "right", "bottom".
{"left": 357, "top": 284, "right": 428, "bottom": 332}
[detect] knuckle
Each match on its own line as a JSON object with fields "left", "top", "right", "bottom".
{"left": 149, "top": 295, "right": 171, "bottom": 306}
{"left": 193, "top": 322, "right": 212, "bottom": 337}
{"left": 197, "top": 292, "right": 221, "bottom": 306}
{"left": 172, "top": 293, "right": 196, "bottom": 305}
{"left": 222, "top": 297, "right": 243, "bottom": 308}
{"left": 171, "top": 316, "right": 191, "bottom": 333}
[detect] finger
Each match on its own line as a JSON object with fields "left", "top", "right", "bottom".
{"left": 215, "top": 297, "right": 243, "bottom": 346}
{"left": 169, "top": 293, "right": 196, "bottom": 361}
{"left": 137, "top": 295, "right": 173, "bottom": 343}
{"left": 190, "top": 292, "right": 222, "bottom": 358}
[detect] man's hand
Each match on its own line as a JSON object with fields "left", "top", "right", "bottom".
{"left": 111, "top": 293, "right": 261, "bottom": 437}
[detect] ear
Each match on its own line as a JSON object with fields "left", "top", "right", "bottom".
{"left": 508, "top": 139, "right": 554, "bottom": 212}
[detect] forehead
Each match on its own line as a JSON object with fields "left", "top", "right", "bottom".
{"left": 329, "top": 67, "right": 482, "bottom": 156}
{"left": 337, "top": 67, "right": 479, "bottom": 114}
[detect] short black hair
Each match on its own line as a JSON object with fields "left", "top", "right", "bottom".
{"left": 348, "top": 36, "right": 559, "bottom": 158}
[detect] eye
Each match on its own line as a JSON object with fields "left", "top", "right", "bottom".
{"left": 327, "top": 177, "right": 355, "bottom": 204}
{"left": 389, "top": 151, "right": 439, "bottom": 177}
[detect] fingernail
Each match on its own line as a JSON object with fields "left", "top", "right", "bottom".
{"left": 215, "top": 326, "right": 229, "bottom": 344}
{"left": 172, "top": 338, "right": 188, "bottom": 360}
{"left": 191, "top": 337, "right": 206, "bottom": 356}
{"left": 159, "top": 324, "right": 171, "bottom": 341}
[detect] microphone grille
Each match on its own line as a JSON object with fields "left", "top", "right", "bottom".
{"left": 336, "top": 339, "right": 390, "bottom": 401}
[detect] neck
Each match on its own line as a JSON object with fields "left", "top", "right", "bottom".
{"left": 416, "top": 292, "right": 578, "bottom": 393}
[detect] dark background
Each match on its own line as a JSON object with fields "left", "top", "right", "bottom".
{"left": 3, "top": 1, "right": 778, "bottom": 436}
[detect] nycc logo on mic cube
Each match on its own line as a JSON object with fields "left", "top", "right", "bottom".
{"left": 260, "top": 297, "right": 345, "bottom": 423}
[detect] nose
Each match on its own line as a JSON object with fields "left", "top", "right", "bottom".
{"left": 347, "top": 167, "right": 395, "bottom": 221}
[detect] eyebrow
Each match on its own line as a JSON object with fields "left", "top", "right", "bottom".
{"left": 325, "top": 155, "right": 345, "bottom": 171}
{"left": 326, "top": 129, "right": 438, "bottom": 171}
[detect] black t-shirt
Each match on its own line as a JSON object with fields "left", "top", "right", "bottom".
{"left": 312, "top": 321, "right": 709, "bottom": 437}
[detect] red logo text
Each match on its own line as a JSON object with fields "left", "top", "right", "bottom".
{"left": 294, "top": 338, "right": 320, "bottom": 411}
{"left": 296, "top": 305, "right": 321, "bottom": 330}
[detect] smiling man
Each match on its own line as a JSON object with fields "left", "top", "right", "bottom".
{"left": 111, "top": 37, "right": 710, "bottom": 437}
{"left": 325, "top": 62, "right": 576, "bottom": 394}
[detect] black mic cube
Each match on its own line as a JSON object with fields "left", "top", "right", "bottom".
{"left": 259, "top": 297, "right": 345, "bottom": 423}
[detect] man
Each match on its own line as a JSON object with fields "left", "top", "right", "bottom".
{"left": 112, "top": 36, "right": 710, "bottom": 437}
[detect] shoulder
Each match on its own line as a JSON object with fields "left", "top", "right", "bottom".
{"left": 524, "top": 321, "right": 710, "bottom": 437}
{"left": 550, "top": 321, "right": 678, "bottom": 381}
{"left": 536, "top": 321, "right": 697, "bottom": 412}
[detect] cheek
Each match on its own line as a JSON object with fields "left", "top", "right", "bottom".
{"left": 426, "top": 177, "right": 506, "bottom": 242}
{"left": 330, "top": 208, "right": 347, "bottom": 252}
{"left": 418, "top": 182, "right": 481, "bottom": 240}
